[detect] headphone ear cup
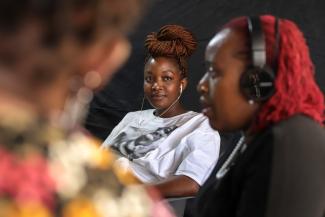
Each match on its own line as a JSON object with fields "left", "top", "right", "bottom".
{"left": 240, "top": 66, "right": 275, "bottom": 101}
{"left": 257, "top": 67, "right": 275, "bottom": 100}
{"left": 240, "top": 68, "right": 257, "bottom": 100}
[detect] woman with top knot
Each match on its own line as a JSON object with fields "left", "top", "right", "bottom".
{"left": 102, "top": 24, "right": 221, "bottom": 198}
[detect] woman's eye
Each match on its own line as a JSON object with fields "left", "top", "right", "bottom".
{"left": 205, "top": 62, "right": 220, "bottom": 78}
{"left": 207, "top": 66, "right": 220, "bottom": 78}
{"left": 162, "top": 76, "right": 172, "bottom": 81}
{"left": 208, "top": 70, "right": 217, "bottom": 78}
{"left": 144, "top": 76, "right": 152, "bottom": 82}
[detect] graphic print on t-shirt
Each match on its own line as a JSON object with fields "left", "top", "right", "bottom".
{"left": 111, "top": 125, "right": 178, "bottom": 160}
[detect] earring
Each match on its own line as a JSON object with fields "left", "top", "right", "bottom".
{"left": 248, "top": 99, "right": 255, "bottom": 105}
{"left": 180, "top": 85, "right": 183, "bottom": 94}
{"left": 198, "top": 84, "right": 208, "bottom": 94}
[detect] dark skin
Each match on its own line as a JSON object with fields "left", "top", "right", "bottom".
{"left": 144, "top": 56, "right": 200, "bottom": 197}
{"left": 197, "top": 28, "right": 260, "bottom": 137}
{"left": 144, "top": 57, "right": 187, "bottom": 117}
{"left": 148, "top": 176, "right": 200, "bottom": 198}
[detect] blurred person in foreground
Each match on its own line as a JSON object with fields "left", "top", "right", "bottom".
{"left": 196, "top": 15, "right": 325, "bottom": 217}
{"left": 0, "top": 0, "right": 174, "bottom": 216}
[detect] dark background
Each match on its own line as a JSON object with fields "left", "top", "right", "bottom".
{"left": 85, "top": 0, "right": 325, "bottom": 140}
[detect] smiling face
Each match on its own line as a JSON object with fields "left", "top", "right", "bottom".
{"left": 197, "top": 28, "right": 259, "bottom": 132}
{"left": 144, "top": 57, "right": 187, "bottom": 115}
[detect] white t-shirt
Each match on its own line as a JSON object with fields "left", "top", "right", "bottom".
{"left": 102, "top": 109, "right": 220, "bottom": 185}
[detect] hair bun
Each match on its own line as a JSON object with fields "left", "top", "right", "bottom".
{"left": 145, "top": 24, "right": 197, "bottom": 58}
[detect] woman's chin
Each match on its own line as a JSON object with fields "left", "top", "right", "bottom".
{"left": 207, "top": 118, "right": 226, "bottom": 132}
{"left": 149, "top": 102, "right": 168, "bottom": 111}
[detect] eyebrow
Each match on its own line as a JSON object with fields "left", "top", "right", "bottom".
{"left": 144, "top": 70, "right": 176, "bottom": 76}
{"left": 161, "top": 70, "right": 176, "bottom": 74}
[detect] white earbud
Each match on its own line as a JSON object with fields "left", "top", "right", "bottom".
{"left": 156, "top": 84, "right": 183, "bottom": 118}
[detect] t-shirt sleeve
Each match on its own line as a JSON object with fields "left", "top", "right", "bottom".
{"left": 174, "top": 129, "right": 220, "bottom": 186}
{"left": 101, "top": 112, "right": 133, "bottom": 148}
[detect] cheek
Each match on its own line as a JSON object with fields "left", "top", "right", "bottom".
{"left": 167, "top": 84, "right": 179, "bottom": 95}
{"left": 208, "top": 78, "right": 225, "bottom": 106}
{"left": 207, "top": 77, "right": 242, "bottom": 129}
{"left": 211, "top": 83, "right": 256, "bottom": 130}
{"left": 143, "top": 83, "right": 151, "bottom": 94}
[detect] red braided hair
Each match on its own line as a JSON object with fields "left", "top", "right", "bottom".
{"left": 224, "top": 15, "right": 324, "bottom": 130}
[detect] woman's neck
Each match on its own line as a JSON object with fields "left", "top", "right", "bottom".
{"left": 243, "top": 121, "right": 261, "bottom": 144}
{"left": 154, "top": 104, "right": 187, "bottom": 118}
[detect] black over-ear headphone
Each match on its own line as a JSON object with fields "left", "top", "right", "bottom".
{"left": 240, "top": 16, "right": 280, "bottom": 101}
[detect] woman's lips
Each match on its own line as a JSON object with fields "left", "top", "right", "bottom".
{"left": 200, "top": 96, "right": 213, "bottom": 118}
{"left": 151, "top": 94, "right": 166, "bottom": 100}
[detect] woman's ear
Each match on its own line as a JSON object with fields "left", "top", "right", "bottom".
{"left": 181, "top": 77, "right": 188, "bottom": 91}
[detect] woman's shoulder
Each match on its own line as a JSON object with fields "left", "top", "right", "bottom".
{"left": 272, "top": 115, "right": 325, "bottom": 141}
{"left": 270, "top": 115, "right": 325, "bottom": 158}
{"left": 187, "top": 112, "right": 213, "bottom": 126}
{"left": 181, "top": 112, "right": 219, "bottom": 135}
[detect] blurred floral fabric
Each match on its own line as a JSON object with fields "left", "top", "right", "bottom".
{"left": 0, "top": 105, "right": 173, "bottom": 217}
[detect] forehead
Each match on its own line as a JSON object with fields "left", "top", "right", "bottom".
{"left": 145, "top": 57, "right": 179, "bottom": 72}
{"left": 205, "top": 28, "right": 247, "bottom": 64}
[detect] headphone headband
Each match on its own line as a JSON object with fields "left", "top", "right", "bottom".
{"left": 248, "top": 16, "right": 280, "bottom": 74}
{"left": 247, "top": 16, "right": 266, "bottom": 68}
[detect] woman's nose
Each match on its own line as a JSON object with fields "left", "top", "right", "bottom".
{"left": 152, "top": 81, "right": 161, "bottom": 90}
{"left": 197, "top": 73, "right": 209, "bottom": 94}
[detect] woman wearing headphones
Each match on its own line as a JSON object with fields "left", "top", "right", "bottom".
{"left": 196, "top": 15, "right": 325, "bottom": 217}
{"left": 102, "top": 24, "right": 220, "bottom": 198}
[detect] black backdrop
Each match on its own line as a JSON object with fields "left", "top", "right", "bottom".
{"left": 85, "top": 0, "right": 325, "bottom": 140}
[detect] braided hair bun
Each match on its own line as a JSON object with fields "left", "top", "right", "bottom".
{"left": 145, "top": 25, "right": 197, "bottom": 76}
{"left": 145, "top": 24, "right": 197, "bottom": 57}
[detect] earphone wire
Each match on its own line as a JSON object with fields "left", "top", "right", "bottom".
{"left": 138, "top": 95, "right": 146, "bottom": 126}
{"left": 156, "top": 92, "right": 182, "bottom": 118}
{"left": 140, "top": 95, "right": 145, "bottom": 111}
{"left": 137, "top": 90, "right": 182, "bottom": 128}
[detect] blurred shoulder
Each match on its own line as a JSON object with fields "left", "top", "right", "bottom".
{"left": 272, "top": 115, "right": 325, "bottom": 141}
{"left": 271, "top": 115, "right": 325, "bottom": 159}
